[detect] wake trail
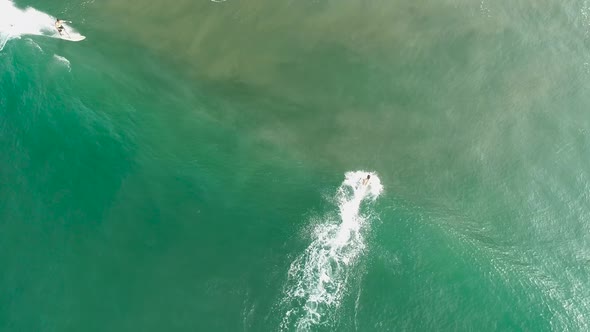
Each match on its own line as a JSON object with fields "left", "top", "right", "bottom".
{"left": 279, "top": 170, "right": 383, "bottom": 331}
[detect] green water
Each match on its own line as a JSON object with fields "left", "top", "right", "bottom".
{"left": 3, "top": 0, "right": 590, "bottom": 330}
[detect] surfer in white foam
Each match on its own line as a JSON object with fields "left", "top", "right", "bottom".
{"left": 55, "top": 19, "right": 70, "bottom": 36}
{"left": 361, "top": 174, "right": 370, "bottom": 186}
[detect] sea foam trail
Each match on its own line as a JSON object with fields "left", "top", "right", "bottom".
{"left": 0, "top": 0, "right": 80, "bottom": 51}
{"left": 279, "top": 171, "right": 383, "bottom": 331}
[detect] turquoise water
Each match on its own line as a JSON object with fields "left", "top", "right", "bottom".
{"left": 3, "top": 0, "right": 590, "bottom": 330}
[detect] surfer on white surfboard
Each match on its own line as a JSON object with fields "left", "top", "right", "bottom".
{"left": 55, "top": 19, "right": 71, "bottom": 37}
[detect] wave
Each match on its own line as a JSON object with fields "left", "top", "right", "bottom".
{"left": 0, "top": 0, "right": 82, "bottom": 51}
{"left": 279, "top": 170, "right": 383, "bottom": 331}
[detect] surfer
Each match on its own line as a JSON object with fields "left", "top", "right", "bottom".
{"left": 55, "top": 19, "right": 70, "bottom": 36}
{"left": 362, "top": 174, "right": 371, "bottom": 186}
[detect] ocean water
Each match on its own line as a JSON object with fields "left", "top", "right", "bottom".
{"left": 3, "top": 0, "right": 590, "bottom": 331}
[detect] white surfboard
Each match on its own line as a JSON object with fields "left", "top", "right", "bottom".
{"left": 57, "top": 33, "right": 86, "bottom": 42}
{"left": 53, "top": 23, "right": 86, "bottom": 42}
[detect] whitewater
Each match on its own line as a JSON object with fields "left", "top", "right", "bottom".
{"left": 0, "top": 0, "right": 83, "bottom": 51}
{"left": 279, "top": 171, "right": 384, "bottom": 331}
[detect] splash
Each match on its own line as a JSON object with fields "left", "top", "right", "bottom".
{"left": 279, "top": 171, "right": 383, "bottom": 331}
{"left": 0, "top": 0, "right": 82, "bottom": 51}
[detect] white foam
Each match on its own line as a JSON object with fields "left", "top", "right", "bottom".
{"left": 25, "top": 38, "right": 43, "bottom": 52}
{"left": 53, "top": 54, "right": 71, "bottom": 71}
{"left": 0, "top": 0, "right": 83, "bottom": 51}
{"left": 279, "top": 171, "right": 383, "bottom": 331}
